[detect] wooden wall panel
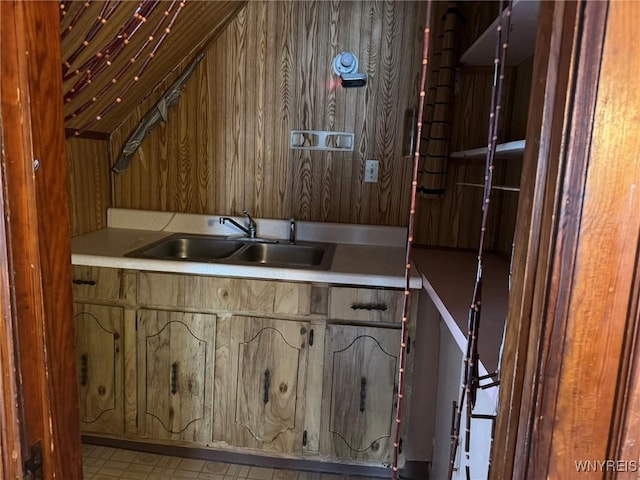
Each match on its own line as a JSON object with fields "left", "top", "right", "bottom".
{"left": 111, "top": 1, "right": 426, "bottom": 226}
{"left": 414, "top": 66, "right": 518, "bottom": 252}
{"left": 414, "top": 52, "right": 532, "bottom": 255}
{"left": 510, "top": 56, "right": 534, "bottom": 142}
{"left": 67, "top": 137, "right": 111, "bottom": 236}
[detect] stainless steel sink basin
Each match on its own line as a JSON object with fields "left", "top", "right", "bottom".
{"left": 125, "top": 234, "right": 245, "bottom": 261}
{"left": 233, "top": 242, "right": 333, "bottom": 269}
{"left": 125, "top": 234, "right": 335, "bottom": 270}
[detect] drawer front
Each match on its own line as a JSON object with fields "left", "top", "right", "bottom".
{"left": 137, "top": 272, "right": 313, "bottom": 316}
{"left": 72, "top": 266, "right": 123, "bottom": 302}
{"left": 329, "top": 287, "right": 404, "bottom": 323}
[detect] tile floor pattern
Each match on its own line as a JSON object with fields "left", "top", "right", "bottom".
{"left": 82, "top": 444, "right": 377, "bottom": 480}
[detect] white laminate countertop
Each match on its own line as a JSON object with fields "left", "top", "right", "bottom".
{"left": 71, "top": 209, "right": 422, "bottom": 289}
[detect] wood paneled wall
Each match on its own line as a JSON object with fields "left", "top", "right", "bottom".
{"left": 67, "top": 0, "right": 528, "bottom": 249}
{"left": 414, "top": 56, "right": 532, "bottom": 256}
{"left": 67, "top": 138, "right": 111, "bottom": 236}
{"left": 110, "top": 1, "right": 426, "bottom": 226}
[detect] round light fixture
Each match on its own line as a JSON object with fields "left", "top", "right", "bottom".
{"left": 332, "top": 51, "right": 359, "bottom": 76}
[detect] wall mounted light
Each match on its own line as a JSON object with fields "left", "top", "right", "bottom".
{"left": 332, "top": 51, "right": 367, "bottom": 88}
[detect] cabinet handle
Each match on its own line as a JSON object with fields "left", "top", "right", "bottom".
{"left": 80, "top": 354, "right": 88, "bottom": 386}
{"left": 73, "top": 279, "right": 96, "bottom": 286}
{"left": 171, "top": 362, "right": 178, "bottom": 395}
{"left": 359, "top": 377, "right": 367, "bottom": 412}
{"left": 450, "top": 400, "right": 457, "bottom": 436}
{"left": 351, "top": 303, "right": 387, "bottom": 311}
{"left": 302, "top": 430, "right": 308, "bottom": 447}
{"left": 263, "top": 369, "right": 270, "bottom": 404}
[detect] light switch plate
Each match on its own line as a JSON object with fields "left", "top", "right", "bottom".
{"left": 365, "top": 159, "right": 379, "bottom": 183}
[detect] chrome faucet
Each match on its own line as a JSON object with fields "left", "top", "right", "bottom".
{"left": 219, "top": 210, "right": 257, "bottom": 238}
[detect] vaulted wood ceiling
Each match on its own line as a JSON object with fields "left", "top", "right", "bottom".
{"left": 61, "top": 0, "right": 245, "bottom": 136}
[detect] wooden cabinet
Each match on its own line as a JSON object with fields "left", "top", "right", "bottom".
{"left": 137, "top": 309, "right": 216, "bottom": 444}
{"left": 74, "top": 303, "right": 124, "bottom": 435}
{"left": 72, "top": 267, "right": 417, "bottom": 467}
{"left": 214, "top": 316, "right": 309, "bottom": 453}
{"left": 320, "top": 324, "right": 400, "bottom": 464}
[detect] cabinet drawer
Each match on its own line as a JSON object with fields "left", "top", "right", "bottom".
{"left": 72, "top": 266, "right": 124, "bottom": 302}
{"left": 138, "top": 272, "right": 313, "bottom": 316}
{"left": 329, "top": 287, "right": 404, "bottom": 323}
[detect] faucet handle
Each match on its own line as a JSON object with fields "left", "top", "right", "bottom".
{"left": 289, "top": 217, "right": 296, "bottom": 243}
{"left": 242, "top": 210, "right": 257, "bottom": 238}
{"left": 242, "top": 210, "right": 254, "bottom": 222}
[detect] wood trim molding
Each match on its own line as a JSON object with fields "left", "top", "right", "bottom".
{"left": 0, "top": 77, "right": 25, "bottom": 480}
{"left": 1, "top": 1, "right": 82, "bottom": 478}
{"left": 612, "top": 245, "right": 640, "bottom": 478}
{"left": 491, "top": 2, "right": 579, "bottom": 476}
{"left": 594, "top": 3, "right": 640, "bottom": 477}
{"left": 494, "top": 1, "right": 640, "bottom": 478}
{"left": 0, "top": 1, "right": 52, "bottom": 470}
{"left": 26, "top": 0, "right": 84, "bottom": 476}
{"left": 528, "top": 2, "right": 610, "bottom": 477}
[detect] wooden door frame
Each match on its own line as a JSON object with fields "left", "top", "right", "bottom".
{"left": 0, "top": 1, "right": 82, "bottom": 478}
{"left": 493, "top": 1, "right": 640, "bottom": 478}
{"left": 0, "top": 126, "right": 25, "bottom": 480}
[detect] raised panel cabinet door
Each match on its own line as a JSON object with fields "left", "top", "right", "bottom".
{"left": 137, "top": 309, "right": 216, "bottom": 443}
{"left": 214, "top": 317, "right": 309, "bottom": 453}
{"left": 74, "top": 303, "right": 124, "bottom": 435}
{"left": 321, "top": 324, "right": 400, "bottom": 463}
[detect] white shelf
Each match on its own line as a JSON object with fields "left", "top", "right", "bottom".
{"left": 450, "top": 139, "right": 525, "bottom": 160}
{"left": 460, "top": 0, "right": 540, "bottom": 66}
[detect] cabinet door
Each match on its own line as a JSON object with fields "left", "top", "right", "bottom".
{"left": 321, "top": 324, "right": 400, "bottom": 463}
{"left": 214, "top": 317, "right": 309, "bottom": 453}
{"left": 74, "top": 303, "right": 124, "bottom": 434}
{"left": 137, "top": 309, "right": 216, "bottom": 443}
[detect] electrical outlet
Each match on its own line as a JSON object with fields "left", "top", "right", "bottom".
{"left": 365, "top": 159, "right": 379, "bottom": 183}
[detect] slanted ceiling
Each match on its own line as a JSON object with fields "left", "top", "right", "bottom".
{"left": 61, "top": 0, "right": 245, "bottom": 136}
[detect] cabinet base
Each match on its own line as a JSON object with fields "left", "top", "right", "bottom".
{"left": 82, "top": 435, "right": 396, "bottom": 478}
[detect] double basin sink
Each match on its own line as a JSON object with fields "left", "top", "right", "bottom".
{"left": 125, "top": 233, "right": 336, "bottom": 270}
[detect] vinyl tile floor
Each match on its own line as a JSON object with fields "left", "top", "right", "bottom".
{"left": 82, "top": 444, "right": 377, "bottom": 480}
